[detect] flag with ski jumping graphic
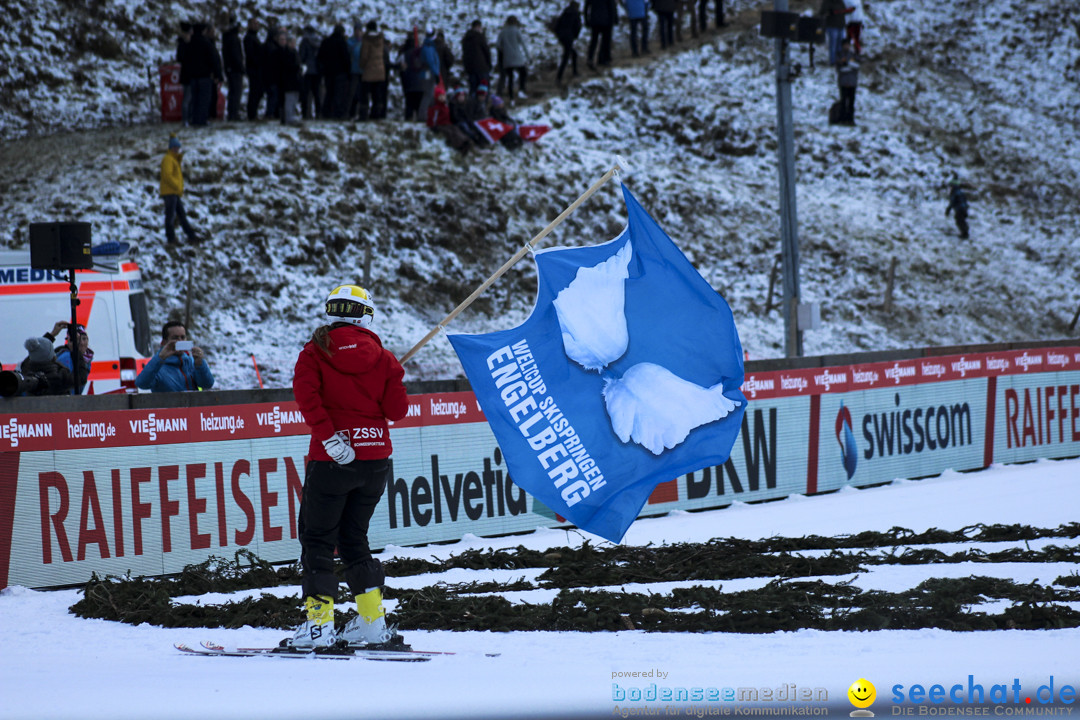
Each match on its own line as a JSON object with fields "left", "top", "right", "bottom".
{"left": 448, "top": 184, "right": 746, "bottom": 542}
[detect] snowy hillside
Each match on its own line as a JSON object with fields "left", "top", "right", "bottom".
{"left": 1, "top": 0, "right": 1078, "bottom": 389}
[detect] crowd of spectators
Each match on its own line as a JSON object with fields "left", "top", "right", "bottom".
{"left": 4, "top": 320, "right": 211, "bottom": 397}
{"left": 175, "top": 15, "right": 516, "bottom": 127}
{"left": 171, "top": 2, "right": 739, "bottom": 128}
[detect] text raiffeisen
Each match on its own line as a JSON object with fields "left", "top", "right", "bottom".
{"left": 486, "top": 340, "right": 606, "bottom": 508}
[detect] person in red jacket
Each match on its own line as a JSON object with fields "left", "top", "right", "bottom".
{"left": 288, "top": 284, "right": 409, "bottom": 650}
{"left": 427, "top": 87, "right": 473, "bottom": 154}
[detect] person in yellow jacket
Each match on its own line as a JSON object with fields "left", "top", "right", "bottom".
{"left": 160, "top": 135, "right": 202, "bottom": 244}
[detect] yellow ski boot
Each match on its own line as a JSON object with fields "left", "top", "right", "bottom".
{"left": 341, "top": 588, "right": 399, "bottom": 647}
{"left": 289, "top": 595, "right": 337, "bottom": 649}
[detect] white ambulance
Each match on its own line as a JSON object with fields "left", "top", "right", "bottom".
{"left": 0, "top": 245, "right": 153, "bottom": 394}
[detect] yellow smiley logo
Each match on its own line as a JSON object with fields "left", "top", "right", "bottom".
{"left": 848, "top": 679, "right": 876, "bottom": 709}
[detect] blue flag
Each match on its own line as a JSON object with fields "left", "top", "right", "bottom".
{"left": 448, "top": 184, "right": 747, "bottom": 542}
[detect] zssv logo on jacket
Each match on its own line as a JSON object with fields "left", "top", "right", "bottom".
{"left": 347, "top": 426, "right": 387, "bottom": 447}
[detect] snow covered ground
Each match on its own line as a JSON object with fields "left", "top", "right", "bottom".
{"left": 3, "top": 457, "right": 1079, "bottom": 720}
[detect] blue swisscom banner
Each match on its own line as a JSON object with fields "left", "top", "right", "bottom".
{"left": 448, "top": 184, "right": 747, "bottom": 542}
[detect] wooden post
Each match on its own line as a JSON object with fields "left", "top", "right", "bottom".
{"left": 884, "top": 256, "right": 897, "bottom": 313}
{"left": 184, "top": 264, "right": 193, "bottom": 330}
{"left": 148, "top": 66, "right": 155, "bottom": 117}
{"left": 400, "top": 161, "right": 627, "bottom": 364}
{"left": 363, "top": 236, "right": 373, "bottom": 288}
{"left": 504, "top": 269, "right": 516, "bottom": 311}
{"left": 764, "top": 253, "right": 782, "bottom": 314}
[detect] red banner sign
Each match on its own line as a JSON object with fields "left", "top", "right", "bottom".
{"left": 739, "top": 347, "right": 1080, "bottom": 400}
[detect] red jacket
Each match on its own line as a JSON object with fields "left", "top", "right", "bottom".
{"left": 427, "top": 101, "right": 451, "bottom": 128}
{"left": 293, "top": 325, "right": 408, "bottom": 461}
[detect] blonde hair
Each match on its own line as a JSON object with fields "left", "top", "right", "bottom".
{"left": 311, "top": 322, "right": 357, "bottom": 356}
{"left": 311, "top": 325, "right": 334, "bottom": 357}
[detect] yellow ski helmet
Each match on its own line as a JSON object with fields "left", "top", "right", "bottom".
{"left": 325, "top": 284, "right": 375, "bottom": 328}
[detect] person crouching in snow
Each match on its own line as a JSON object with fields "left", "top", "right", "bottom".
{"left": 468, "top": 83, "right": 492, "bottom": 122}
{"left": 428, "top": 87, "right": 473, "bottom": 154}
{"left": 288, "top": 284, "right": 409, "bottom": 650}
{"left": 450, "top": 86, "right": 486, "bottom": 145}
{"left": 490, "top": 95, "right": 524, "bottom": 150}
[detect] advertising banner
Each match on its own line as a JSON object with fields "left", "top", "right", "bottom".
{"left": 0, "top": 395, "right": 571, "bottom": 588}
{"left": 157, "top": 64, "right": 226, "bottom": 123}
{"left": 815, "top": 379, "right": 986, "bottom": 493}
{"left": 670, "top": 396, "right": 810, "bottom": 512}
{"left": 987, "top": 347, "right": 1080, "bottom": 465}
{"left": 159, "top": 64, "right": 182, "bottom": 122}
{"left": 2, "top": 347, "right": 1078, "bottom": 589}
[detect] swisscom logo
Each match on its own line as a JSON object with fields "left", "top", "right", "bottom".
{"left": 835, "top": 393, "right": 973, "bottom": 478}
{"left": 835, "top": 401, "right": 858, "bottom": 480}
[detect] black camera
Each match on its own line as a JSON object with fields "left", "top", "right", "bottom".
{"left": 0, "top": 369, "right": 48, "bottom": 398}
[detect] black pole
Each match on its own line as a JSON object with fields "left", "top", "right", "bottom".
{"left": 68, "top": 269, "right": 81, "bottom": 395}
{"left": 774, "top": 0, "right": 803, "bottom": 358}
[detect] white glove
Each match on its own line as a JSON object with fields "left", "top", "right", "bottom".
{"left": 322, "top": 431, "right": 356, "bottom": 465}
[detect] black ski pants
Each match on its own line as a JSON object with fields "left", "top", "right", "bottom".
{"left": 839, "top": 85, "right": 856, "bottom": 123}
{"left": 953, "top": 210, "right": 969, "bottom": 239}
{"left": 246, "top": 74, "right": 264, "bottom": 120}
{"left": 557, "top": 40, "right": 578, "bottom": 80}
{"left": 587, "top": 25, "right": 613, "bottom": 66}
{"left": 699, "top": 0, "right": 725, "bottom": 29}
{"left": 298, "top": 459, "right": 389, "bottom": 599}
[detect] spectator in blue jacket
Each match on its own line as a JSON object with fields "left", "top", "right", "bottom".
{"left": 418, "top": 28, "right": 442, "bottom": 119}
{"left": 820, "top": 0, "right": 848, "bottom": 65}
{"left": 44, "top": 321, "right": 93, "bottom": 394}
{"left": 135, "top": 322, "right": 214, "bottom": 392}
{"left": 398, "top": 29, "right": 425, "bottom": 121}
{"left": 347, "top": 23, "right": 364, "bottom": 118}
{"left": 623, "top": 0, "right": 650, "bottom": 57}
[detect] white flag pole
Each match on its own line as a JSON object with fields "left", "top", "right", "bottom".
{"left": 400, "top": 158, "right": 629, "bottom": 365}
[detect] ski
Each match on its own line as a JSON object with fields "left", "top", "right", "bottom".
{"left": 175, "top": 641, "right": 498, "bottom": 662}
{"left": 176, "top": 641, "right": 434, "bottom": 662}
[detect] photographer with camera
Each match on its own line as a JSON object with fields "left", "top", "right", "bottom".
{"left": 0, "top": 337, "right": 75, "bottom": 398}
{"left": 44, "top": 321, "right": 94, "bottom": 394}
{"left": 134, "top": 321, "right": 214, "bottom": 393}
